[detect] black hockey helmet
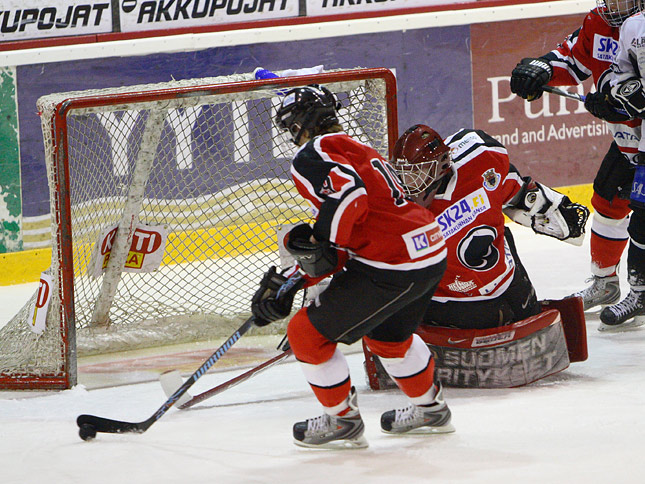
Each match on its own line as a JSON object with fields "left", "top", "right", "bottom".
{"left": 597, "top": 0, "right": 643, "bottom": 27}
{"left": 392, "top": 124, "right": 452, "bottom": 197}
{"left": 274, "top": 84, "right": 341, "bottom": 145}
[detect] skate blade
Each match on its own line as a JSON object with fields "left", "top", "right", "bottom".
{"left": 381, "top": 423, "right": 456, "bottom": 435}
{"left": 294, "top": 435, "right": 369, "bottom": 450}
{"left": 598, "top": 317, "right": 645, "bottom": 333}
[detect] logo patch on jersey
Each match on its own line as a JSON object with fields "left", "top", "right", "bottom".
{"left": 447, "top": 275, "right": 478, "bottom": 293}
{"left": 437, "top": 188, "right": 491, "bottom": 240}
{"left": 449, "top": 132, "right": 485, "bottom": 160}
{"left": 320, "top": 167, "right": 354, "bottom": 196}
{"left": 457, "top": 225, "right": 499, "bottom": 271}
{"left": 631, "top": 36, "right": 645, "bottom": 49}
{"left": 594, "top": 34, "right": 618, "bottom": 62}
{"left": 482, "top": 169, "right": 500, "bottom": 191}
{"left": 401, "top": 222, "right": 443, "bottom": 260}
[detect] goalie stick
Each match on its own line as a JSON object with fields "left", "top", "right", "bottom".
{"left": 160, "top": 348, "right": 293, "bottom": 409}
{"left": 76, "top": 272, "right": 303, "bottom": 440}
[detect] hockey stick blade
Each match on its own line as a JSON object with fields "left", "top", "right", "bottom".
{"left": 160, "top": 349, "right": 293, "bottom": 410}
{"left": 76, "top": 272, "right": 303, "bottom": 440}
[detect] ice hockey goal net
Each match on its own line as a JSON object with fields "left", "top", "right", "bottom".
{"left": 0, "top": 68, "right": 398, "bottom": 389}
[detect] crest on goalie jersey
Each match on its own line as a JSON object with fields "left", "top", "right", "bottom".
{"left": 482, "top": 169, "right": 501, "bottom": 191}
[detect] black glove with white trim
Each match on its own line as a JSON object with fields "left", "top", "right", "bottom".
{"left": 584, "top": 91, "right": 630, "bottom": 122}
{"left": 510, "top": 58, "right": 553, "bottom": 101}
{"left": 611, "top": 78, "right": 645, "bottom": 119}
{"left": 285, "top": 224, "right": 338, "bottom": 278}
{"left": 251, "top": 267, "right": 300, "bottom": 327}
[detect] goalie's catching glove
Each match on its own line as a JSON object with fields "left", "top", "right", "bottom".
{"left": 510, "top": 58, "right": 553, "bottom": 101}
{"left": 504, "top": 181, "right": 590, "bottom": 246}
{"left": 251, "top": 267, "right": 302, "bottom": 327}
{"left": 285, "top": 224, "right": 339, "bottom": 278}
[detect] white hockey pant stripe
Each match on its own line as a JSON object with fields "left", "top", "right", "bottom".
{"left": 298, "top": 347, "right": 350, "bottom": 391}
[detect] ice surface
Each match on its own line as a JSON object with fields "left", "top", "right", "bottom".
{"left": 2, "top": 225, "right": 644, "bottom": 484}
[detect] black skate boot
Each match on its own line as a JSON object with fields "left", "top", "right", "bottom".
{"left": 599, "top": 289, "right": 645, "bottom": 331}
{"left": 569, "top": 275, "right": 620, "bottom": 311}
{"left": 293, "top": 386, "right": 367, "bottom": 449}
{"left": 381, "top": 383, "right": 455, "bottom": 435}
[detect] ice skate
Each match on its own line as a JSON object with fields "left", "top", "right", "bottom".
{"left": 599, "top": 290, "right": 645, "bottom": 332}
{"left": 293, "top": 387, "right": 368, "bottom": 449}
{"left": 381, "top": 383, "right": 455, "bottom": 435}
{"left": 569, "top": 275, "right": 620, "bottom": 311}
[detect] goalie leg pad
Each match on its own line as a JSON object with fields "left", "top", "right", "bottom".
{"left": 364, "top": 309, "right": 573, "bottom": 389}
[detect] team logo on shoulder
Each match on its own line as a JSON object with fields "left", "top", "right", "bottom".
{"left": 320, "top": 167, "right": 354, "bottom": 196}
{"left": 482, "top": 169, "right": 500, "bottom": 191}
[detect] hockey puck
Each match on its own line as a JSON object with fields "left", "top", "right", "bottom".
{"left": 79, "top": 423, "right": 97, "bottom": 441}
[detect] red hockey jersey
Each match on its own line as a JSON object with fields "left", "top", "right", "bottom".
{"left": 412, "top": 129, "right": 524, "bottom": 302}
{"left": 542, "top": 8, "right": 641, "bottom": 157}
{"left": 290, "top": 132, "right": 446, "bottom": 271}
{"left": 545, "top": 8, "right": 618, "bottom": 87}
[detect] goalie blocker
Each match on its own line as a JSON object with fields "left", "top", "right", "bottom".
{"left": 364, "top": 296, "right": 586, "bottom": 389}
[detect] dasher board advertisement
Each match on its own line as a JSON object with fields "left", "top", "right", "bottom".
{"left": 306, "top": 0, "right": 470, "bottom": 16}
{"left": 118, "top": 0, "right": 299, "bottom": 33}
{"left": 0, "top": 0, "right": 112, "bottom": 42}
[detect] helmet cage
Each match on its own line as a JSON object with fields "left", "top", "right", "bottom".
{"left": 392, "top": 124, "right": 452, "bottom": 197}
{"left": 394, "top": 152, "right": 452, "bottom": 197}
{"left": 597, "top": 0, "right": 642, "bottom": 27}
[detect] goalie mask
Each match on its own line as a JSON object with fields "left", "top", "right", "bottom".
{"left": 391, "top": 124, "right": 452, "bottom": 197}
{"left": 274, "top": 84, "right": 341, "bottom": 145}
{"left": 596, "top": 0, "right": 643, "bottom": 27}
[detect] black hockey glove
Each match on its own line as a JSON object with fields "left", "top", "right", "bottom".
{"left": 584, "top": 91, "right": 631, "bottom": 122}
{"left": 251, "top": 266, "right": 301, "bottom": 327}
{"left": 510, "top": 58, "right": 553, "bottom": 101}
{"left": 285, "top": 224, "right": 338, "bottom": 278}
{"left": 610, "top": 78, "right": 645, "bottom": 119}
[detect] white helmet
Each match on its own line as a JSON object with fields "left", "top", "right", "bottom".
{"left": 597, "top": 0, "right": 644, "bottom": 27}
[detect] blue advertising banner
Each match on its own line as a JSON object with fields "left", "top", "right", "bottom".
{"left": 17, "top": 25, "right": 472, "bottom": 218}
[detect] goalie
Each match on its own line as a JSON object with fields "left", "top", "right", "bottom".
{"left": 363, "top": 125, "right": 589, "bottom": 389}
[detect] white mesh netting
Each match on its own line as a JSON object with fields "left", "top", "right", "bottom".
{"left": 0, "top": 68, "right": 394, "bottom": 388}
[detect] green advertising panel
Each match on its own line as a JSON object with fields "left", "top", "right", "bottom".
{"left": 0, "top": 66, "right": 22, "bottom": 253}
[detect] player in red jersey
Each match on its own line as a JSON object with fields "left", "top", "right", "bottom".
{"left": 250, "top": 85, "right": 453, "bottom": 449}
{"left": 510, "top": 1, "right": 640, "bottom": 313}
{"left": 391, "top": 124, "right": 589, "bottom": 329}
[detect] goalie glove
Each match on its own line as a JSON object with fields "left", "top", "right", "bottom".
{"left": 285, "top": 223, "right": 339, "bottom": 278}
{"left": 504, "top": 181, "right": 590, "bottom": 246}
{"left": 251, "top": 267, "right": 303, "bottom": 327}
{"left": 610, "top": 78, "right": 645, "bottom": 119}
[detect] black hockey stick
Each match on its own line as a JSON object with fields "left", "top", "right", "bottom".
{"left": 541, "top": 85, "right": 630, "bottom": 116}
{"left": 160, "top": 348, "right": 293, "bottom": 409}
{"left": 76, "top": 272, "right": 303, "bottom": 440}
{"left": 541, "top": 85, "right": 586, "bottom": 102}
